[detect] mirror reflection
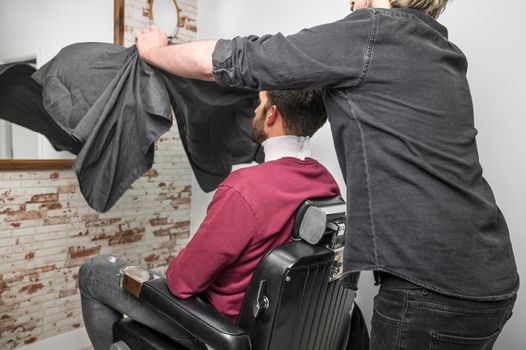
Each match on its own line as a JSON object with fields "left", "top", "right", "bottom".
{"left": 0, "top": 55, "right": 73, "bottom": 160}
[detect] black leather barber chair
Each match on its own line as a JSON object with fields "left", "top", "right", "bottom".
{"left": 111, "top": 197, "right": 356, "bottom": 350}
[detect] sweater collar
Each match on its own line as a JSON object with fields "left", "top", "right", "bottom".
{"left": 262, "top": 135, "right": 311, "bottom": 162}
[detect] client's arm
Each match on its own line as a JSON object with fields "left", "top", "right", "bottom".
{"left": 166, "top": 185, "right": 257, "bottom": 297}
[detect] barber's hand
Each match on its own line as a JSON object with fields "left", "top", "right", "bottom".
{"left": 350, "top": 0, "right": 372, "bottom": 11}
{"left": 135, "top": 26, "right": 168, "bottom": 61}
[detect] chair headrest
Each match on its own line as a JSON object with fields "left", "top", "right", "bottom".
{"left": 292, "top": 196, "right": 346, "bottom": 245}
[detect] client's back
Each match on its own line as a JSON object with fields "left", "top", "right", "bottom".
{"left": 166, "top": 89, "right": 339, "bottom": 320}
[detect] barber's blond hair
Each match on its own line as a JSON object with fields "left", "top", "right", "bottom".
{"left": 389, "top": 0, "right": 449, "bottom": 19}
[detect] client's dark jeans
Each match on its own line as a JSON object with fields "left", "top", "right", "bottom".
{"left": 79, "top": 255, "right": 207, "bottom": 350}
{"left": 370, "top": 274, "right": 516, "bottom": 350}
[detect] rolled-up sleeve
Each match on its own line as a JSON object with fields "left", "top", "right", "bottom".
{"left": 212, "top": 9, "right": 375, "bottom": 90}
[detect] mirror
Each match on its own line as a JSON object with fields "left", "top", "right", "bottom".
{"left": 149, "top": 0, "right": 182, "bottom": 39}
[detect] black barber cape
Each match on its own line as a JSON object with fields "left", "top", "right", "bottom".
{"left": 0, "top": 43, "right": 263, "bottom": 212}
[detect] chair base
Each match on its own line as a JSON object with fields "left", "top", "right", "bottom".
{"left": 113, "top": 318, "right": 191, "bottom": 350}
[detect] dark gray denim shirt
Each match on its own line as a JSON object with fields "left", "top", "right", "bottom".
{"left": 212, "top": 8, "right": 519, "bottom": 300}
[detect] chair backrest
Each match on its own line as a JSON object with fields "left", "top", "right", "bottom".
{"left": 237, "top": 197, "right": 355, "bottom": 350}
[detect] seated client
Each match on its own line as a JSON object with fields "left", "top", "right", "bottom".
{"left": 78, "top": 89, "right": 340, "bottom": 350}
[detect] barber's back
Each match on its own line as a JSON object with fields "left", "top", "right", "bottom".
{"left": 331, "top": 8, "right": 518, "bottom": 298}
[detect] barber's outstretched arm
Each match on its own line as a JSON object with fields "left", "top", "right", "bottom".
{"left": 137, "top": 9, "right": 373, "bottom": 90}
{"left": 136, "top": 26, "right": 216, "bottom": 81}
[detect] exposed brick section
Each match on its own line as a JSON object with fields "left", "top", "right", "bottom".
{"left": 44, "top": 216, "right": 71, "bottom": 226}
{"left": 144, "top": 169, "right": 159, "bottom": 178}
{"left": 144, "top": 254, "right": 158, "bottom": 262}
{"left": 19, "top": 283, "right": 44, "bottom": 294}
{"left": 24, "top": 337, "right": 37, "bottom": 345}
{"left": 57, "top": 186, "right": 75, "bottom": 194}
{"left": 108, "top": 227, "right": 145, "bottom": 246}
{"left": 39, "top": 202, "right": 62, "bottom": 210}
{"left": 153, "top": 227, "right": 170, "bottom": 237}
{"left": 81, "top": 214, "right": 99, "bottom": 222}
{"left": 29, "top": 194, "right": 58, "bottom": 203}
{"left": 186, "top": 23, "right": 197, "bottom": 33}
{"left": 174, "top": 220, "right": 190, "bottom": 229}
{"left": 58, "top": 289, "right": 76, "bottom": 298}
{"left": 150, "top": 217, "right": 168, "bottom": 226}
{"left": 0, "top": 204, "right": 23, "bottom": 215}
{"left": 0, "top": 1, "right": 196, "bottom": 348}
{"left": 85, "top": 218, "right": 121, "bottom": 227}
{"left": 67, "top": 246, "right": 102, "bottom": 259}
{"left": 0, "top": 190, "right": 14, "bottom": 203}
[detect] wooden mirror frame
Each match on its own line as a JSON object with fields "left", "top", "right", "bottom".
{"left": 114, "top": 0, "right": 125, "bottom": 46}
{"left": 0, "top": 160, "right": 75, "bottom": 170}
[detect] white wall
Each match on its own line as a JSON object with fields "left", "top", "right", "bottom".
{"left": 0, "top": 0, "right": 114, "bottom": 159}
{"left": 0, "top": 0, "right": 114, "bottom": 64}
{"left": 196, "top": 1, "right": 526, "bottom": 348}
{"left": 440, "top": 2, "right": 526, "bottom": 349}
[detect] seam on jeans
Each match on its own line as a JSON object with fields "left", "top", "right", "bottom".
{"left": 430, "top": 329, "right": 501, "bottom": 347}
{"left": 373, "top": 305, "right": 400, "bottom": 325}
{"left": 345, "top": 96, "right": 380, "bottom": 267}
{"left": 408, "top": 301, "right": 515, "bottom": 316}
{"left": 351, "top": 9, "right": 379, "bottom": 90}
{"left": 398, "top": 290, "right": 410, "bottom": 350}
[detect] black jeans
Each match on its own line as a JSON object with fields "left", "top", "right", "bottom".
{"left": 79, "top": 255, "right": 207, "bottom": 350}
{"left": 370, "top": 275, "right": 516, "bottom": 350}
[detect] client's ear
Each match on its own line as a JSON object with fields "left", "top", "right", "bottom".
{"left": 264, "top": 105, "right": 279, "bottom": 127}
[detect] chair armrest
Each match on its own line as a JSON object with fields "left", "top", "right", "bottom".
{"left": 139, "top": 278, "right": 251, "bottom": 350}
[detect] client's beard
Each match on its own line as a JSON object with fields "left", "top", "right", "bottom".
{"left": 251, "top": 116, "right": 268, "bottom": 145}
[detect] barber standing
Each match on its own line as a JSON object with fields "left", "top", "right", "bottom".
{"left": 136, "top": 0, "right": 519, "bottom": 348}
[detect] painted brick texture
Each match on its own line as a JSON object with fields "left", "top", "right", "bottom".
{"left": 0, "top": 1, "right": 197, "bottom": 348}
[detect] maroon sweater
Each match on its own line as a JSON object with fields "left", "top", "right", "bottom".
{"left": 166, "top": 157, "right": 340, "bottom": 320}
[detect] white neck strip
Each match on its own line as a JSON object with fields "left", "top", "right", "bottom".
{"left": 262, "top": 135, "right": 311, "bottom": 162}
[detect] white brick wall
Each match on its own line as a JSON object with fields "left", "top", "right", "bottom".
{"left": 0, "top": 1, "right": 197, "bottom": 348}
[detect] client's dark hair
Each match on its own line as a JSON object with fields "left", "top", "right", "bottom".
{"left": 266, "top": 89, "right": 327, "bottom": 137}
